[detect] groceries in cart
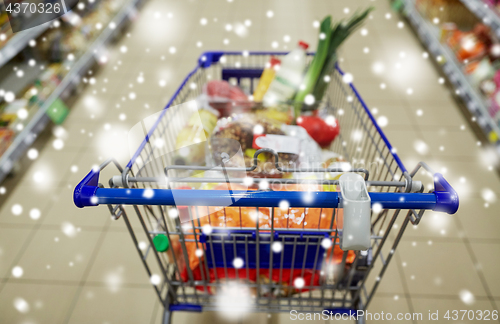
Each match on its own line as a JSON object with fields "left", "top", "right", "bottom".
{"left": 253, "top": 57, "right": 281, "bottom": 102}
{"left": 148, "top": 10, "right": 375, "bottom": 297}
{"left": 200, "top": 79, "right": 253, "bottom": 116}
{"left": 262, "top": 41, "right": 309, "bottom": 107}
{"left": 156, "top": 183, "right": 357, "bottom": 296}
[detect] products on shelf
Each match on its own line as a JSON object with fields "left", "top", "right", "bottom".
{"left": 39, "top": 0, "right": 125, "bottom": 61}
{"left": 0, "top": 15, "right": 12, "bottom": 45}
{"left": 416, "top": 0, "right": 478, "bottom": 29}
{"left": 0, "top": 127, "right": 14, "bottom": 157}
{"left": 0, "top": 0, "right": 131, "bottom": 159}
{"left": 0, "top": 63, "right": 65, "bottom": 149}
{"left": 431, "top": 1, "right": 500, "bottom": 128}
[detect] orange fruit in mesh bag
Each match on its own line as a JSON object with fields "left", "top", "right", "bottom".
{"left": 177, "top": 181, "right": 356, "bottom": 274}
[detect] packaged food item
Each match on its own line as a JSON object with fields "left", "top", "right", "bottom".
{"left": 253, "top": 57, "right": 281, "bottom": 102}
{"left": 209, "top": 114, "right": 299, "bottom": 177}
{"left": 0, "top": 100, "right": 28, "bottom": 127}
{"left": 416, "top": 0, "right": 477, "bottom": 29}
{"left": 440, "top": 22, "right": 457, "bottom": 43}
{"left": 0, "top": 128, "right": 14, "bottom": 157}
{"left": 254, "top": 105, "right": 293, "bottom": 124}
{"left": 467, "top": 58, "right": 495, "bottom": 86}
{"left": 174, "top": 108, "right": 219, "bottom": 166}
{"left": 263, "top": 41, "right": 309, "bottom": 107}
{"left": 202, "top": 80, "right": 252, "bottom": 116}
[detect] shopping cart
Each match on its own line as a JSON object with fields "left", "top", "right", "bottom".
{"left": 74, "top": 51, "right": 459, "bottom": 324}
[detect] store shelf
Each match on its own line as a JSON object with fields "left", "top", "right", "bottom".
{"left": 0, "top": 23, "right": 51, "bottom": 68}
{"left": 460, "top": 0, "right": 500, "bottom": 37}
{"left": 401, "top": 0, "right": 500, "bottom": 155}
{"left": 0, "top": 0, "right": 142, "bottom": 183}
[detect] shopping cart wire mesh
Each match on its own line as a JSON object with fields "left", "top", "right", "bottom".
{"left": 74, "top": 51, "right": 458, "bottom": 324}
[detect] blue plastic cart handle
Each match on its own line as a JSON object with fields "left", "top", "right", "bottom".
{"left": 73, "top": 169, "right": 459, "bottom": 214}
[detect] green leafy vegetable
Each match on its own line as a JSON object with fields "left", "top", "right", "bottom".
{"left": 294, "top": 7, "right": 373, "bottom": 120}
{"left": 293, "top": 15, "right": 332, "bottom": 118}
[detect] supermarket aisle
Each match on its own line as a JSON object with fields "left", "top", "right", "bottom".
{"left": 0, "top": 0, "right": 499, "bottom": 323}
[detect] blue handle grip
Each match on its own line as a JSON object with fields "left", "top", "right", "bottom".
{"left": 74, "top": 169, "right": 458, "bottom": 214}
{"left": 89, "top": 188, "right": 438, "bottom": 210}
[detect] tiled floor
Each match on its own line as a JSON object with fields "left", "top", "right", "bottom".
{"left": 1, "top": 0, "right": 500, "bottom": 323}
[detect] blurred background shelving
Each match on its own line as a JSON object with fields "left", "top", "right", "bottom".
{"left": 0, "top": 0, "right": 143, "bottom": 183}
{"left": 398, "top": 0, "right": 500, "bottom": 157}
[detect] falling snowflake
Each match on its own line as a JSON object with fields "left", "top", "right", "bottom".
{"left": 29, "top": 209, "right": 41, "bottom": 220}
{"left": 294, "top": 277, "right": 305, "bottom": 289}
{"left": 143, "top": 189, "right": 154, "bottom": 199}
{"left": 377, "top": 116, "right": 388, "bottom": 127}
{"left": 61, "top": 222, "right": 77, "bottom": 237}
{"left": 202, "top": 224, "right": 213, "bottom": 235}
{"left": 304, "top": 94, "right": 315, "bottom": 105}
{"left": 13, "top": 298, "right": 29, "bottom": 313}
{"left": 150, "top": 274, "right": 161, "bottom": 285}
{"left": 481, "top": 188, "right": 497, "bottom": 203}
{"left": 272, "top": 241, "right": 283, "bottom": 253}
{"left": 12, "top": 266, "right": 23, "bottom": 278}
{"left": 372, "top": 62, "right": 384, "bottom": 74}
{"left": 342, "top": 73, "right": 353, "bottom": 83}
{"left": 232, "top": 257, "right": 244, "bottom": 269}
{"left": 11, "top": 204, "right": 23, "bottom": 216}
{"left": 136, "top": 241, "right": 147, "bottom": 250}
{"left": 27, "top": 148, "right": 38, "bottom": 160}
{"left": 4, "top": 91, "right": 15, "bottom": 102}
{"left": 321, "top": 238, "right": 332, "bottom": 249}
{"left": 168, "top": 208, "right": 179, "bottom": 218}
{"left": 215, "top": 283, "right": 252, "bottom": 320}
{"left": 459, "top": 290, "right": 475, "bottom": 305}
{"left": 279, "top": 200, "right": 289, "bottom": 211}
{"left": 372, "top": 203, "right": 383, "bottom": 214}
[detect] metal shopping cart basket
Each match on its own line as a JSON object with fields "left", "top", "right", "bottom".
{"left": 74, "top": 51, "right": 459, "bottom": 324}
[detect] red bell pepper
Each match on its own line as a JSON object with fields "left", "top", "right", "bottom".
{"left": 296, "top": 115, "right": 340, "bottom": 148}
